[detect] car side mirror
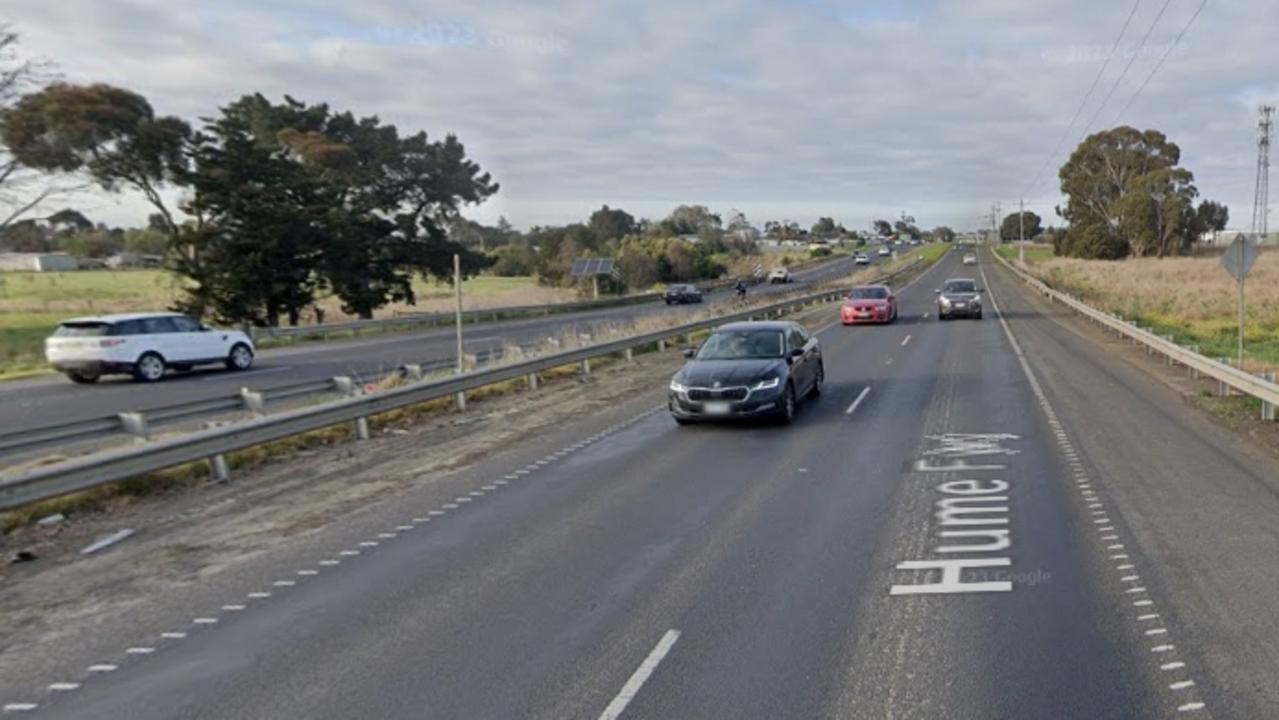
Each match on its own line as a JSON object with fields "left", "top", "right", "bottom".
{"left": 682, "top": 348, "right": 697, "bottom": 358}
{"left": 790, "top": 348, "right": 805, "bottom": 358}
{"left": 934, "top": 289, "right": 941, "bottom": 294}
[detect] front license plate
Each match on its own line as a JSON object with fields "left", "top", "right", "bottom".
{"left": 703, "top": 402, "right": 732, "bottom": 415}
{"left": 953, "top": 303, "right": 966, "bottom": 309}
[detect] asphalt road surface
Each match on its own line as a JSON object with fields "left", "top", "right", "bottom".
{"left": 8, "top": 247, "right": 1277, "bottom": 718}
{"left": 0, "top": 253, "right": 877, "bottom": 437}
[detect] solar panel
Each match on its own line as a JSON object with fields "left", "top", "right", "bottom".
{"left": 570, "top": 257, "right": 616, "bottom": 277}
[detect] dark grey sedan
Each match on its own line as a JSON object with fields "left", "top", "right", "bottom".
{"left": 668, "top": 321, "right": 823, "bottom": 425}
{"left": 935, "top": 278, "right": 984, "bottom": 320}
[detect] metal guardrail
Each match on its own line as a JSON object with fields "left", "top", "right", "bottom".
{"left": 991, "top": 248, "right": 1279, "bottom": 414}
{"left": 0, "top": 259, "right": 926, "bottom": 511}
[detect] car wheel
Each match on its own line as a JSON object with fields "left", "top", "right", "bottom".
{"left": 227, "top": 343, "right": 254, "bottom": 371}
{"left": 133, "top": 352, "right": 167, "bottom": 383}
{"left": 777, "top": 383, "right": 797, "bottom": 424}
{"left": 810, "top": 362, "right": 824, "bottom": 397}
{"left": 665, "top": 299, "right": 672, "bottom": 305}
{"left": 974, "top": 311, "right": 983, "bottom": 320}
{"left": 66, "top": 370, "right": 99, "bottom": 384}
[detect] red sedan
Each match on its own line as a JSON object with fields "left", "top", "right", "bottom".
{"left": 841, "top": 284, "right": 898, "bottom": 325}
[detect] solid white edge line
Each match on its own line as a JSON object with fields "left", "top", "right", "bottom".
{"left": 901, "top": 334, "right": 912, "bottom": 347}
{"left": 597, "top": 630, "right": 681, "bottom": 720}
{"left": 845, "top": 387, "right": 872, "bottom": 415}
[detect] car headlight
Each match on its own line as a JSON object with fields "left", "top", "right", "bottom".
{"left": 751, "top": 377, "right": 780, "bottom": 391}
{"left": 939, "top": 296, "right": 952, "bottom": 307}
{"left": 669, "top": 380, "right": 688, "bottom": 393}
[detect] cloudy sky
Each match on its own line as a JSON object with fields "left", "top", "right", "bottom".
{"left": 4, "top": 0, "right": 1278, "bottom": 232}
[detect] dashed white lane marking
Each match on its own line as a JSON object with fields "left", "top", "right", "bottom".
{"left": 221, "top": 604, "right": 247, "bottom": 611}
{"left": 845, "top": 387, "right": 871, "bottom": 415}
{"left": 297, "top": 569, "right": 319, "bottom": 576}
{"left": 597, "top": 630, "right": 681, "bottom": 720}
{"left": 428, "top": 510, "right": 446, "bottom": 516}
{"left": 900, "top": 334, "right": 912, "bottom": 347}
{"left": 339, "top": 550, "right": 361, "bottom": 556}
{"left": 359, "top": 541, "right": 379, "bottom": 548}
{"left": 47, "top": 683, "right": 79, "bottom": 692}
{"left": 273, "top": 580, "right": 297, "bottom": 587}
{"left": 443, "top": 503, "right": 460, "bottom": 509}
{"left": 2, "top": 703, "right": 38, "bottom": 713}
{"left": 319, "top": 559, "right": 340, "bottom": 566}
{"left": 87, "top": 665, "right": 117, "bottom": 673}
{"left": 125, "top": 647, "right": 154, "bottom": 655}
{"left": 193, "top": 617, "right": 219, "bottom": 625}
{"left": 161, "top": 632, "right": 187, "bottom": 639}
{"left": 981, "top": 258, "right": 1207, "bottom": 715}
{"left": 248, "top": 591, "right": 272, "bottom": 598}
{"left": 396, "top": 525, "right": 415, "bottom": 531}
{"left": 922, "top": 312, "right": 930, "bottom": 318}
{"left": 377, "top": 532, "right": 397, "bottom": 539}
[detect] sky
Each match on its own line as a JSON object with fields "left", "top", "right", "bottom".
{"left": 4, "top": 0, "right": 1278, "bottom": 233}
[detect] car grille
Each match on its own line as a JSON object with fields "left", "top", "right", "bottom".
{"left": 687, "top": 387, "right": 749, "bottom": 401}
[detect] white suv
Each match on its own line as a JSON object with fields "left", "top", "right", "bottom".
{"left": 768, "top": 267, "right": 792, "bottom": 284}
{"left": 45, "top": 312, "right": 255, "bottom": 384}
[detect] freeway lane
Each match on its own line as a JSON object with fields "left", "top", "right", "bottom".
{"left": 0, "top": 253, "right": 874, "bottom": 439}
{"left": 18, "top": 246, "right": 1272, "bottom": 718}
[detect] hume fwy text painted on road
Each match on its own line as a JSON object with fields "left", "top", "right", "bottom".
{"left": 890, "top": 433, "right": 1021, "bottom": 595}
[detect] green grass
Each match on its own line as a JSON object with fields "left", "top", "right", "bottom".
{"left": 994, "top": 243, "right": 1055, "bottom": 264}
{"left": 409, "top": 275, "right": 544, "bottom": 301}
{"left": 916, "top": 243, "right": 952, "bottom": 263}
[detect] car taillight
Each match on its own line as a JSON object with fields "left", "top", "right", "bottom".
{"left": 100, "top": 339, "right": 126, "bottom": 347}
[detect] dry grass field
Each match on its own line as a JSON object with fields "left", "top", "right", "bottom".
{"left": 1002, "top": 244, "right": 1279, "bottom": 372}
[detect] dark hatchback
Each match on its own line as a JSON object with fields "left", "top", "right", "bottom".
{"left": 663, "top": 284, "right": 703, "bottom": 304}
{"left": 669, "top": 321, "right": 823, "bottom": 425}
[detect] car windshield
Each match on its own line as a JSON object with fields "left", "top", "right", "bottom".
{"left": 944, "top": 281, "right": 977, "bottom": 293}
{"left": 53, "top": 322, "right": 111, "bottom": 337}
{"left": 849, "top": 288, "right": 889, "bottom": 300}
{"left": 695, "top": 330, "right": 785, "bottom": 360}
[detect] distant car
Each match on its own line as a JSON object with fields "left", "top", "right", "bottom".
{"left": 663, "top": 284, "right": 703, "bottom": 305}
{"left": 936, "top": 279, "right": 983, "bottom": 320}
{"left": 768, "top": 267, "right": 792, "bottom": 284}
{"left": 669, "top": 321, "right": 822, "bottom": 425}
{"left": 962, "top": 253, "right": 978, "bottom": 266}
{"left": 45, "top": 312, "right": 256, "bottom": 383}
{"left": 854, "top": 253, "right": 871, "bottom": 265}
{"left": 877, "top": 246, "right": 892, "bottom": 257}
{"left": 909, "top": 239, "right": 921, "bottom": 246}
{"left": 842, "top": 284, "right": 898, "bottom": 325}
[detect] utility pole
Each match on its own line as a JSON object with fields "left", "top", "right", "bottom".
{"left": 454, "top": 253, "right": 464, "bottom": 374}
{"left": 990, "top": 202, "right": 1001, "bottom": 246}
{"left": 1019, "top": 199, "right": 1025, "bottom": 262}
{"left": 1243, "top": 105, "right": 1274, "bottom": 365}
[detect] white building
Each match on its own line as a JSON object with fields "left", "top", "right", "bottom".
{"left": 0, "top": 252, "right": 80, "bottom": 272}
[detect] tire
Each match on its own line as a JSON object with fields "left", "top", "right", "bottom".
{"left": 227, "top": 343, "right": 254, "bottom": 371}
{"left": 810, "top": 362, "right": 824, "bottom": 397}
{"left": 665, "top": 299, "right": 672, "bottom": 305}
{"left": 974, "top": 311, "right": 983, "bottom": 320}
{"left": 777, "top": 383, "right": 797, "bottom": 424}
{"left": 132, "top": 352, "right": 166, "bottom": 383}
{"left": 66, "top": 370, "right": 99, "bottom": 384}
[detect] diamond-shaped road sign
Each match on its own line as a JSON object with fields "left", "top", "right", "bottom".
{"left": 1221, "top": 235, "right": 1260, "bottom": 282}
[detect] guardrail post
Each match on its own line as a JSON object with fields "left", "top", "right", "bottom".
{"left": 240, "top": 388, "right": 266, "bottom": 416}
{"left": 204, "top": 420, "right": 230, "bottom": 482}
{"left": 1263, "top": 373, "right": 1276, "bottom": 421}
{"left": 658, "top": 339, "right": 667, "bottom": 352}
{"left": 527, "top": 372, "right": 539, "bottom": 390}
{"left": 455, "top": 392, "right": 467, "bottom": 411}
{"left": 1162, "top": 336, "right": 1175, "bottom": 365}
{"left": 355, "top": 416, "right": 371, "bottom": 441}
{"left": 625, "top": 348, "right": 633, "bottom": 362}
{"left": 581, "top": 358, "right": 592, "bottom": 375}
{"left": 1218, "top": 359, "right": 1231, "bottom": 396}
{"left": 117, "top": 412, "right": 149, "bottom": 441}
{"left": 1189, "top": 347, "right": 1200, "bottom": 378}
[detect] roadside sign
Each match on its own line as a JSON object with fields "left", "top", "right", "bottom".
{"left": 1221, "top": 235, "right": 1260, "bottom": 282}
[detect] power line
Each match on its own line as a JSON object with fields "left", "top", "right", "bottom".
{"left": 1112, "top": 0, "right": 1210, "bottom": 124}
{"left": 1021, "top": 0, "right": 1144, "bottom": 199}
{"left": 1080, "top": 0, "right": 1176, "bottom": 134}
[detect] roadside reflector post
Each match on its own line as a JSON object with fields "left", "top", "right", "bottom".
{"left": 581, "top": 358, "right": 591, "bottom": 375}
{"left": 333, "top": 376, "right": 355, "bottom": 396}
{"left": 209, "top": 453, "right": 230, "bottom": 483}
{"left": 625, "top": 348, "right": 634, "bottom": 362}
{"left": 658, "top": 339, "right": 667, "bottom": 352}
{"left": 355, "top": 416, "right": 371, "bottom": 441}
{"left": 455, "top": 392, "right": 467, "bottom": 412}
{"left": 117, "top": 412, "right": 149, "bottom": 442}
{"left": 240, "top": 388, "right": 266, "bottom": 416}
{"left": 402, "top": 364, "right": 423, "bottom": 381}
{"left": 1263, "top": 373, "right": 1276, "bottom": 421}
{"left": 527, "top": 373, "right": 539, "bottom": 390}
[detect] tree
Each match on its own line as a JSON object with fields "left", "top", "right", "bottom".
{"left": 931, "top": 226, "right": 956, "bottom": 243}
{"left": 1058, "top": 126, "right": 1181, "bottom": 258}
{"left": 894, "top": 219, "right": 921, "bottom": 239}
{"left": 616, "top": 242, "right": 660, "bottom": 289}
{"left": 657, "top": 204, "right": 720, "bottom": 236}
{"left": 588, "top": 205, "right": 636, "bottom": 242}
{"left": 123, "top": 227, "right": 169, "bottom": 256}
{"left": 1115, "top": 167, "right": 1197, "bottom": 257}
{"left": 56, "top": 228, "right": 120, "bottom": 258}
{"left": 873, "top": 219, "right": 893, "bottom": 237}
{"left": 999, "top": 211, "right": 1042, "bottom": 242}
{"left": 811, "top": 217, "right": 839, "bottom": 236}
{"left": 490, "top": 243, "right": 538, "bottom": 276}
{"left": 1, "top": 82, "right": 192, "bottom": 239}
{"left": 1191, "top": 200, "right": 1229, "bottom": 241}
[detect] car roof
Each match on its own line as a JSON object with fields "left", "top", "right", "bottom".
{"left": 715, "top": 321, "right": 795, "bottom": 332}
{"left": 943, "top": 278, "right": 978, "bottom": 284}
{"left": 59, "top": 312, "right": 186, "bottom": 325}
{"left": 851, "top": 283, "right": 890, "bottom": 290}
